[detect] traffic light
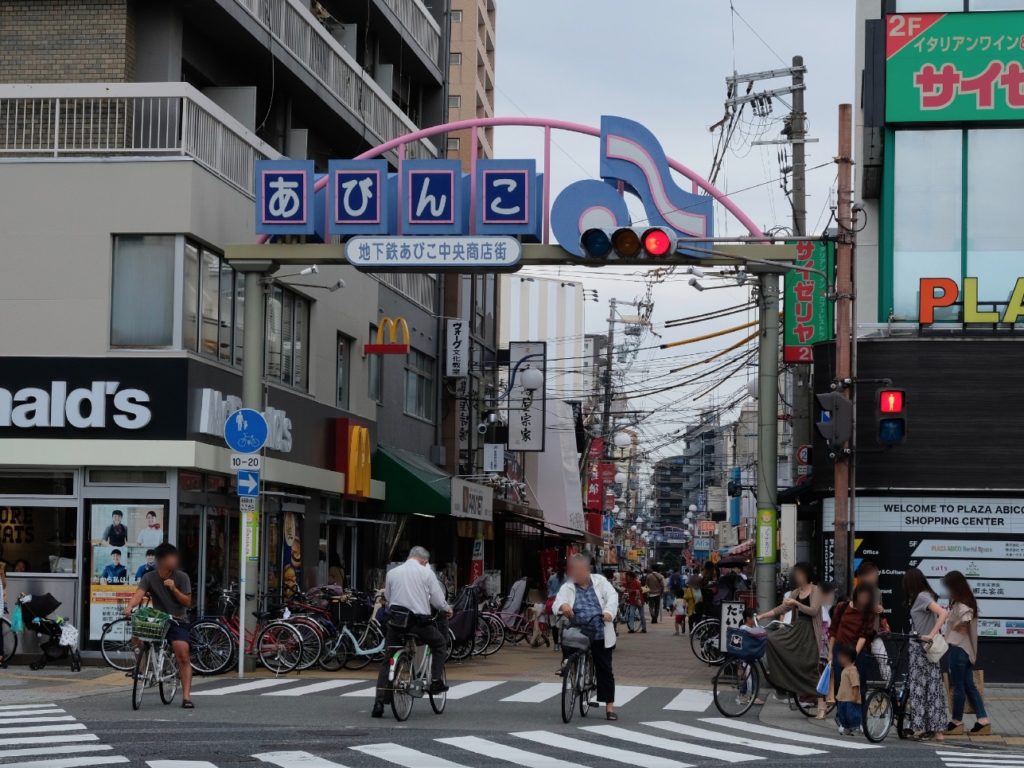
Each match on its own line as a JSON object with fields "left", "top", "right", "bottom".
{"left": 816, "top": 392, "right": 853, "bottom": 459}
{"left": 580, "top": 227, "right": 677, "bottom": 260}
{"left": 877, "top": 388, "right": 907, "bottom": 446}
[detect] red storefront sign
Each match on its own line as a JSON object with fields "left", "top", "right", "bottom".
{"left": 585, "top": 478, "right": 604, "bottom": 510}
{"left": 597, "top": 462, "right": 617, "bottom": 484}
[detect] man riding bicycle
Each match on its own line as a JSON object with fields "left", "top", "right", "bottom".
{"left": 124, "top": 543, "right": 193, "bottom": 708}
{"left": 372, "top": 546, "right": 452, "bottom": 719}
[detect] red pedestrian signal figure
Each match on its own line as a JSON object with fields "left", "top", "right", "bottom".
{"left": 877, "top": 388, "right": 907, "bottom": 445}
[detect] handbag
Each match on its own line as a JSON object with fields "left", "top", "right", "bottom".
{"left": 816, "top": 662, "right": 833, "bottom": 697}
{"left": 10, "top": 604, "right": 22, "bottom": 633}
{"left": 924, "top": 633, "right": 949, "bottom": 663}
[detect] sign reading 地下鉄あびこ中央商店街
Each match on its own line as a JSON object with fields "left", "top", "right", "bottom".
{"left": 823, "top": 496, "right": 1024, "bottom": 638}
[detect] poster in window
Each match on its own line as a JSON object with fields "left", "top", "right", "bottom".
{"left": 88, "top": 503, "right": 166, "bottom": 640}
{"left": 281, "top": 511, "right": 302, "bottom": 598}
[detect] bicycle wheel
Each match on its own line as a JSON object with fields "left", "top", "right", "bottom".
{"left": 255, "top": 621, "right": 302, "bottom": 674}
{"left": 560, "top": 655, "right": 578, "bottom": 724}
{"left": 429, "top": 665, "right": 447, "bottom": 714}
{"left": 505, "top": 615, "right": 530, "bottom": 645}
{"left": 481, "top": 614, "right": 505, "bottom": 656}
{"left": 159, "top": 648, "right": 180, "bottom": 705}
{"left": 691, "top": 620, "right": 724, "bottom": 665}
{"left": 472, "top": 620, "right": 491, "bottom": 656}
{"left": 189, "top": 621, "right": 234, "bottom": 675}
{"left": 344, "top": 623, "right": 383, "bottom": 671}
{"left": 1, "top": 617, "right": 19, "bottom": 665}
{"left": 318, "top": 634, "right": 347, "bottom": 672}
{"left": 625, "top": 606, "right": 638, "bottom": 633}
{"left": 132, "top": 647, "right": 151, "bottom": 711}
{"left": 579, "top": 654, "right": 594, "bottom": 718}
{"left": 99, "top": 616, "right": 134, "bottom": 671}
{"left": 288, "top": 618, "right": 324, "bottom": 671}
{"left": 863, "top": 688, "right": 894, "bottom": 742}
{"left": 390, "top": 653, "right": 415, "bottom": 722}
{"left": 792, "top": 693, "right": 835, "bottom": 717}
{"left": 713, "top": 658, "right": 759, "bottom": 717}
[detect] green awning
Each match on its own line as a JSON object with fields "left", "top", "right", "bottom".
{"left": 374, "top": 445, "right": 450, "bottom": 517}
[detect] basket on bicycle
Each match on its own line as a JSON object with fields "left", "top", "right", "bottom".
{"left": 131, "top": 606, "right": 171, "bottom": 641}
{"left": 725, "top": 626, "right": 767, "bottom": 660}
{"left": 560, "top": 627, "right": 591, "bottom": 651}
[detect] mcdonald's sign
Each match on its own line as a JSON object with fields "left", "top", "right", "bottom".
{"left": 364, "top": 316, "right": 410, "bottom": 355}
{"left": 333, "top": 418, "right": 372, "bottom": 498}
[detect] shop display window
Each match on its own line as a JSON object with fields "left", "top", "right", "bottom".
{"left": 0, "top": 506, "right": 76, "bottom": 574}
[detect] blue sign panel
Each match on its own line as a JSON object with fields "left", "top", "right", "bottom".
{"left": 327, "top": 160, "right": 392, "bottom": 236}
{"left": 237, "top": 470, "right": 261, "bottom": 497}
{"left": 475, "top": 159, "right": 542, "bottom": 240}
{"left": 223, "top": 408, "right": 268, "bottom": 453}
{"left": 401, "top": 160, "right": 466, "bottom": 234}
{"left": 255, "top": 160, "right": 315, "bottom": 235}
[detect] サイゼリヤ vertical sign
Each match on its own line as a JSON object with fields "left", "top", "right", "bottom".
{"left": 783, "top": 240, "right": 834, "bottom": 363}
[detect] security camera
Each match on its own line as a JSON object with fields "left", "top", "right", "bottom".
{"left": 688, "top": 277, "right": 705, "bottom": 292}
{"left": 477, "top": 421, "right": 489, "bottom": 435}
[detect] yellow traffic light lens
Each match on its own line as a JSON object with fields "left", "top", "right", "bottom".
{"left": 611, "top": 228, "right": 641, "bottom": 258}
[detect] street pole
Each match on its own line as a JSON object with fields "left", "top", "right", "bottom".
{"left": 755, "top": 270, "right": 781, "bottom": 612}
{"left": 789, "top": 56, "right": 812, "bottom": 486}
{"left": 601, "top": 298, "right": 616, "bottom": 457}
{"left": 833, "top": 104, "right": 855, "bottom": 598}
{"left": 236, "top": 262, "right": 271, "bottom": 677}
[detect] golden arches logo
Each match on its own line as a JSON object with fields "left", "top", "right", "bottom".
{"left": 347, "top": 425, "right": 371, "bottom": 497}
{"left": 363, "top": 316, "right": 411, "bottom": 355}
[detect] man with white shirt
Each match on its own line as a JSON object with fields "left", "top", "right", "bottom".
{"left": 372, "top": 546, "right": 453, "bottom": 718}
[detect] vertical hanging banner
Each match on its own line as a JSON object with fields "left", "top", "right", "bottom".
{"left": 507, "top": 341, "right": 546, "bottom": 452}
{"left": 756, "top": 508, "right": 778, "bottom": 565}
{"left": 783, "top": 240, "right": 834, "bottom": 363}
{"left": 446, "top": 319, "right": 468, "bottom": 377}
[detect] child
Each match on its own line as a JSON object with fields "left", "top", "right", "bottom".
{"left": 835, "top": 644, "right": 862, "bottom": 736}
{"left": 673, "top": 588, "right": 688, "bottom": 635}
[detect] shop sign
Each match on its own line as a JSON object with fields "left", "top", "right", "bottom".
{"left": 483, "top": 443, "right": 503, "bottom": 472}
{"left": 756, "top": 508, "right": 777, "bottom": 564}
{"left": 332, "top": 419, "right": 372, "bottom": 498}
{"left": 919, "top": 276, "right": 1024, "bottom": 324}
{"left": 446, "top": 319, "right": 468, "bottom": 378}
{"left": 697, "top": 520, "right": 717, "bottom": 535}
{"left": 597, "top": 462, "right": 617, "bottom": 484}
{"left": 455, "top": 378, "right": 471, "bottom": 454}
{"left": 585, "top": 477, "right": 604, "bottom": 511}
{"left": 783, "top": 240, "right": 834, "bottom": 363}
{"left": 451, "top": 478, "right": 493, "bottom": 522}
{"left": 507, "top": 341, "right": 546, "bottom": 452}
{"left": 346, "top": 236, "right": 521, "bottom": 270}
{"left": 196, "top": 388, "right": 293, "bottom": 452}
{"left": 364, "top": 316, "right": 411, "bottom": 355}
{"left": 469, "top": 539, "right": 485, "bottom": 583}
{"left": 693, "top": 537, "right": 713, "bottom": 552}
{"left": 886, "top": 11, "right": 1024, "bottom": 123}
{"left": 824, "top": 496, "right": 1024, "bottom": 638}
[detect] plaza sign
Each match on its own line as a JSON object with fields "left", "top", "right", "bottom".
{"left": 886, "top": 11, "right": 1024, "bottom": 123}
{"left": 919, "top": 276, "right": 1024, "bottom": 324}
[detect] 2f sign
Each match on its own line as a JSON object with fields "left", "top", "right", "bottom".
{"left": 888, "top": 14, "right": 924, "bottom": 38}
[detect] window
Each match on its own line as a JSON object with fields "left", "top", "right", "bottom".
{"left": 336, "top": 334, "right": 351, "bottom": 410}
{"left": 447, "top": 137, "right": 461, "bottom": 152}
{"left": 449, "top": 52, "right": 462, "bottom": 66}
{"left": 0, "top": 472, "right": 73, "bottom": 496}
{"left": 111, "top": 235, "right": 176, "bottom": 347}
{"left": 183, "top": 241, "right": 242, "bottom": 364}
{"left": 404, "top": 349, "right": 436, "bottom": 421}
{"left": 448, "top": 95, "right": 462, "bottom": 109}
{"left": 451, "top": 9, "right": 463, "bottom": 22}
{"left": 368, "top": 324, "right": 383, "bottom": 403}
{"left": 0, "top": 506, "right": 77, "bottom": 573}
{"left": 971, "top": 0, "right": 1024, "bottom": 8}
{"left": 377, "top": 272, "right": 438, "bottom": 311}
{"left": 266, "top": 285, "right": 310, "bottom": 390}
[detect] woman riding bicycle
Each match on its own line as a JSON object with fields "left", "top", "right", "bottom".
{"left": 553, "top": 553, "right": 619, "bottom": 720}
{"left": 756, "top": 562, "right": 827, "bottom": 718}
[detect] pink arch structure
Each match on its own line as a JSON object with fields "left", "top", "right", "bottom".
{"left": 257, "top": 116, "right": 762, "bottom": 244}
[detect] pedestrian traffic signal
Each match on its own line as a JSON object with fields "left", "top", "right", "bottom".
{"left": 816, "top": 392, "right": 853, "bottom": 459}
{"left": 877, "top": 388, "right": 907, "bottom": 446}
{"left": 579, "top": 227, "right": 677, "bottom": 260}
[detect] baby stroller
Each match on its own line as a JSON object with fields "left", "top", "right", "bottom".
{"left": 16, "top": 593, "right": 81, "bottom": 671}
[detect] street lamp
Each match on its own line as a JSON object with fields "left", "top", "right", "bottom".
{"left": 519, "top": 366, "right": 545, "bottom": 393}
{"left": 613, "top": 432, "right": 632, "bottom": 448}
{"left": 614, "top": 472, "right": 627, "bottom": 485}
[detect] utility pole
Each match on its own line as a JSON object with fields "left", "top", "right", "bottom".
{"left": 832, "top": 104, "right": 855, "bottom": 597}
{"left": 755, "top": 268, "right": 781, "bottom": 612}
{"left": 789, "top": 56, "right": 812, "bottom": 486}
{"left": 602, "top": 297, "right": 616, "bottom": 456}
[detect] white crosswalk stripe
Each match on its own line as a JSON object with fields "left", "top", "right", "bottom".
{"left": 255, "top": 750, "right": 351, "bottom": 767}
{"left": 600, "top": 685, "right": 647, "bottom": 706}
{"left": 664, "top": 689, "right": 715, "bottom": 711}
{"left": 351, "top": 742, "right": 470, "bottom": 768}
{"left": 0, "top": 735, "right": 99, "bottom": 748}
{"left": 147, "top": 762, "right": 218, "bottom": 768}
{"left": 0, "top": 724, "right": 87, "bottom": 736}
{"left": 0, "top": 705, "right": 63, "bottom": 712}
{"left": 0, "top": 716, "right": 76, "bottom": 725}
{"left": 263, "top": 680, "right": 363, "bottom": 697}
{"left": 0, "top": 703, "right": 126, "bottom": 768}
{"left": 643, "top": 721, "right": 826, "bottom": 756}
{"left": 937, "top": 754, "right": 1024, "bottom": 768}
{"left": 0, "top": 758, "right": 128, "bottom": 768}
{"left": 699, "top": 717, "right": 882, "bottom": 750}
{"left": 499, "top": 682, "right": 562, "bottom": 702}
{"left": 340, "top": 686, "right": 377, "bottom": 697}
{"left": 580, "top": 724, "right": 762, "bottom": 763}
{"left": 193, "top": 679, "right": 298, "bottom": 695}
{"left": 442, "top": 680, "right": 505, "bottom": 699}
{"left": 439, "top": 735, "right": 590, "bottom": 768}
{"left": 0, "top": 745, "right": 113, "bottom": 760}
{"left": 514, "top": 730, "right": 693, "bottom": 768}
{"left": 0, "top": 709, "right": 67, "bottom": 718}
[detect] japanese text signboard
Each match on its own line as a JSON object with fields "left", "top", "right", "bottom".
{"left": 507, "top": 341, "right": 546, "bottom": 452}
{"left": 446, "top": 319, "right": 468, "bottom": 378}
{"left": 783, "top": 240, "right": 834, "bottom": 363}
{"left": 886, "top": 12, "right": 1024, "bottom": 123}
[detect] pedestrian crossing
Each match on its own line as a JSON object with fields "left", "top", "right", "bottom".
{"left": 0, "top": 703, "right": 127, "bottom": 768}
{"left": 191, "top": 677, "right": 718, "bottom": 712}
{"left": 937, "top": 749, "right": 1024, "bottom": 768}
{"left": 137, "top": 717, "right": 881, "bottom": 768}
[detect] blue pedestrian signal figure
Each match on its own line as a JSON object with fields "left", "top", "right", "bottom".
{"left": 223, "top": 408, "right": 269, "bottom": 454}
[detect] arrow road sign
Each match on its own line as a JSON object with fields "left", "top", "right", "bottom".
{"left": 223, "top": 408, "right": 269, "bottom": 454}
{"left": 237, "top": 470, "right": 260, "bottom": 497}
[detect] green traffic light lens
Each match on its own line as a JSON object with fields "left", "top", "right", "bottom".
{"left": 580, "top": 228, "right": 612, "bottom": 258}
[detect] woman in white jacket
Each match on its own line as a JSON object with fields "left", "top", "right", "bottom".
{"left": 553, "top": 553, "right": 620, "bottom": 720}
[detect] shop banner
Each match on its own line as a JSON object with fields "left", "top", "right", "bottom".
{"left": 585, "top": 477, "right": 604, "bottom": 511}
{"left": 507, "top": 341, "right": 546, "bottom": 452}
{"left": 597, "top": 463, "right": 617, "bottom": 484}
{"left": 451, "top": 478, "right": 494, "bottom": 522}
{"left": 469, "top": 539, "right": 485, "bottom": 583}
{"left": 88, "top": 503, "right": 166, "bottom": 640}
{"left": 824, "top": 496, "right": 1024, "bottom": 637}
{"left": 756, "top": 508, "right": 777, "bottom": 564}
{"left": 281, "top": 511, "right": 302, "bottom": 598}
{"left": 783, "top": 240, "right": 834, "bottom": 363}
{"left": 445, "top": 319, "right": 469, "bottom": 378}
{"left": 886, "top": 11, "right": 1024, "bottom": 123}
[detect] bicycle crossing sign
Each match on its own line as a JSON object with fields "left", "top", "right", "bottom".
{"left": 223, "top": 408, "right": 268, "bottom": 454}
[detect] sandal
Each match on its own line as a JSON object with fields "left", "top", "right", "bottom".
{"left": 182, "top": 700, "right": 195, "bottom": 709}
{"left": 606, "top": 711, "right": 619, "bottom": 721}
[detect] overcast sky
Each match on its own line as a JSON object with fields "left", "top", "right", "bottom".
{"left": 491, "top": 0, "right": 856, "bottom": 457}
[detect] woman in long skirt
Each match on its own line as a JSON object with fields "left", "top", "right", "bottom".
{"left": 904, "top": 567, "right": 949, "bottom": 741}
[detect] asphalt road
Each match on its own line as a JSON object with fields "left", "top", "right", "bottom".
{"left": 2, "top": 674, "right": 1001, "bottom": 768}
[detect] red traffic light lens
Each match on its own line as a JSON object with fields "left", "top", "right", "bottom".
{"left": 879, "top": 389, "right": 904, "bottom": 413}
{"left": 642, "top": 228, "right": 673, "bottom": 257}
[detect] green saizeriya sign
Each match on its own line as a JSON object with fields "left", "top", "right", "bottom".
{"left": 886, "top": 11, "right": 1024, "bottom": 123}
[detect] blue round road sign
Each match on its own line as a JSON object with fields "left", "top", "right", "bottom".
{"left": 223, "top": 408, "right": 269, "bottom": 453}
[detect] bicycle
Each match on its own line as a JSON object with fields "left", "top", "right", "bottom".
{"left": 129, "top": 607, "right": 180, "bottom": 711}
{"left": 690, "top": 615, "right": 725, "bottom": 665}
{"left": 861, "top": 632, "right": 916, "bottom": 742}
{"left": 712, "top": 621, "right": 834, "bottom": 719}
{"left": 558, "top": 617, "right": 602, "bottom": 724}
{"left": 386, "top": 621, "right": 448, "bottom": 722}
{"left": 99, "top": 614, "right": 135, "bottom": 671}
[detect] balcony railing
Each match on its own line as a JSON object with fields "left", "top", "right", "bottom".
{"left": 233, "top": 0, "right": 436, "bottom": 158}
{"left": 0, "top": 83, "right": 279, "bottom": 197}
{"left": 379, "top": 0, "right": 441, "bottom": 64}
